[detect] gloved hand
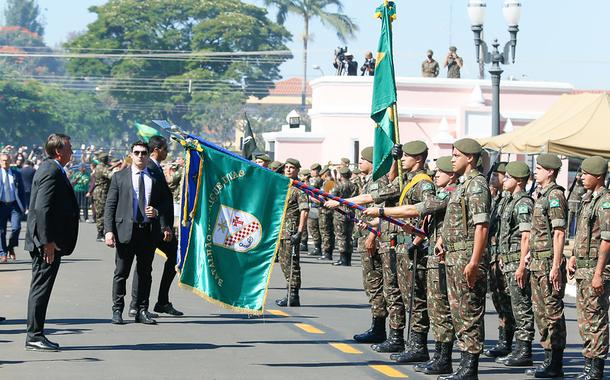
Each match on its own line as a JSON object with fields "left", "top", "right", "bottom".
{"left": 407, "top": 243, "right": 419, "bottom": 260}
{"left": 290, "top": 231, "right": 302, "bottom": 246}
{"left": 391, "top": 143, "right": 403, "bottom": 160}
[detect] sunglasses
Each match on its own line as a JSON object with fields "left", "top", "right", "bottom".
{"left": 132, "top": 151, "right": 148, "bottom": 156}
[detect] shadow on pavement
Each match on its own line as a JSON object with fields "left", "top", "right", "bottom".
{"left": 0, "top": 357, "right": 102, "bottom": 366}
{"left": 303, "top": 303, "right": 370, "bottom": 309}
{"left": 63, "top": 342, "right": 254, "bottom": 351}
{"left": 238, "top": 338, "right": 354, "bottom": 345}
{"left": 301, "top": 286, "right": 363, "bottom": 293}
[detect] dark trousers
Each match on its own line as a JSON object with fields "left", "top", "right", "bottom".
{"left": 112, "top": 224, "right": 156, "bottom": 313}
{"left": 0, "top": 201, "right": 22, "bottom": 255}
{"left": 26, "top": 250, "right": 62, "bottom": 340}
{"left": 75, "top": 191, "right": 89, "bottom": 221}
{"left": 130, "top": 234, "right": 178, "bottom": 309}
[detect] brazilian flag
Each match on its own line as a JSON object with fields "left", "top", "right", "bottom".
{"left": 178, "top": 139, "right": 291, "bottom": 313}
{"left": 134, "top": 122, "right": 161, "bottom": 142}
{"left": 371, "top": 1, "right": 398, "bottom": 181}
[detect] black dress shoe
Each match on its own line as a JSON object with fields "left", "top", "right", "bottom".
{"left": 25, "top": 337, "right": 60, "bottom": 352}
{"left": 0, "top": 316, "right": 6, "bottom": 322}
{"left": 154, "top": 303, "right": 184, "bottom": 316}
{"left": 128, "top": 308, "right": 137, "bottom": 317}
{"left": 135, "top": 310, "right": 157, "bottom": 325}
{"left": 111, "top": 310, "right": 124, "bottom": 325}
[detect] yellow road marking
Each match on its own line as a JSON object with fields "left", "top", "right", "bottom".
{"left": 369, "top": 365, "right": 408, "bottom": 378}
{"left": 294, "top": 323, "right": 324, "bottom": 334}
{"left": 267, "top": 309, "right": 290, "bottom": 317}
{"left": 329, "top": 343, "right": 362, "bottom": 354}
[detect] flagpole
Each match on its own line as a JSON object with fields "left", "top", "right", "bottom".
{"left": 393, "top": 103, "right": 403, "bottom": 190}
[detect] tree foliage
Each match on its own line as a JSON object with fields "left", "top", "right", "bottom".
{"left": 3, "top": 0, "right": 44, "bottom": 36}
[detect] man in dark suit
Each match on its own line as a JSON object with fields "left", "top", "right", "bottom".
{"left": 19, "top": 160, "right": 36, "bottom": 211}
{"left": 25, "top": 134, "right": 79, "bottom": 352}
{"left": 0, "top": 153, "right": 27, "bottom": 262}
{"left": 128, "top": 136, "right": 182, "bottom": 318}
{"left": 105, "top": 141, "right": 172, "bottom": 325}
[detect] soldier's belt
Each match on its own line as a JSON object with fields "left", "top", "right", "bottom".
{"left": 576, "top": 257, "right": 599, "bottom": 269}
{"left": 445, "top": 241, "right": 474, "bottom": 252}
{"left": 531, "top": 250, "right": 553, "bottom": 260}
{"left": 500, "top": 251, "right": 521, "bottom": 264}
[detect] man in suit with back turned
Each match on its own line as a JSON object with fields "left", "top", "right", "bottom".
{"left": 105, "top": 141, "right": 172, "bottom": 325}
{"left": 25, "top": 133, "right": 79, "bottom": 352}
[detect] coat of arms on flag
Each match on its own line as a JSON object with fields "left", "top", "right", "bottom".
{"left": 213, "top": 205, "right": 262, "bottom": 253}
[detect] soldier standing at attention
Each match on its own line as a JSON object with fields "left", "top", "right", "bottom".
{"left": 318, "top": 166, "right": 335, "bottom": 261}
{"left": 567, "top": 156, "right": 610, "bottom": 380}
{"left": 485, "top": 162, "right": 516, "bottom": 359}
{"left": 298, "top": 169, "right": 311, "bottom": 253}
{"left": 435, "top": 138, "right": 491, "bottom": 380}
{"left": 495, "top": 162, "right": 536, "bottom": 367}
{"left": 525, "top": 153, "right": 568, "bottom": 379}
{"left": 331, "top": 167, "right": 358, "bottom": 266}
{"left": 93, "top": 152, "right": 112, "bottom": 242}
{"left": 275, "top": 158, "right": 309, "bottom": 307}
{"left": 254, "top": 154, "right": 271, "bottom": 168}
{"left": 421, "top": 49, "right": 440, "bottom": 78}
{"left": 307, "top": 163, "right": 323, "bottom": 257}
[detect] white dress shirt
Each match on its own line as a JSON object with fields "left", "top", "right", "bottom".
{"left": 131, "top": 166, "right": 153, "bottom": 222}
{"left": 0, "top": 168, "right": 16, "bottom": 203}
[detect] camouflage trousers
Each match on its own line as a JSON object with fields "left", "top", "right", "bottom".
{"left": 502, "top": 261, "right": 535, "bottom": 342}
{"left": 307, "top": 216, "right": 321, "bottom": 245}
{"left": 530, "top": 258, "right": 567, "bottom": 350}
{"left": 428, "top": 255, "right": 454, "bottom": 343}
{"left": 489, "top": 253, "right": 515, "bottom": 332}
{"left": 359, "top": 236, "right": 386, "bottom": 318}
{"left": 333, "top": 213, "right": 353, "bottom": 254}
{"left": 319, "top": 210, "right": 334, "bottom": 253}
{"left": 378, "top": 239, "right": 405, "bottom": 330}
{"left": 576, "top": 277, "right": 610, "bottom": 359}
{"left": 278, "top": 238, "right": 301, "bottom": 290}
{"left": 446, "top": 253, "right": 488, "bottom": 354}
{"left": 396, "top": 245, "right": 429, "bottom": 335}
{"left": 93, "top": 193, "right": 107, "bottom": 235}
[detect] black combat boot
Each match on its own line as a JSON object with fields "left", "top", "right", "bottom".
{"left": 275, "top": 288, "right": 300, "bottom": 307}
{"left": 318, "top": 249, "right": 332, "bottom": 261}
{"left": 353, "top": 317, "right": 386, "bottom": 344}
{"left": 484, "top": 326, "right": 513, "bottom": 358}
{"left": 414, "top": 341, "right": 442, "bottom": 372}
{"left": 333, "top": 253, "right": 348, "bottom": 266}
{"left": 584, "top": 358, "right": 604, "bottom": 380}
{"left": 524, "top": 349, "right": 563, "bottom": 378}
{"left": 423, "top": 341, "right": 453, "bottom": 375}
{"left": 497, "top": 340, "right": 533, "bottom": 366}
{"left": 371, "top": 328, "right": 404, "bottom": 353}
{"left": 525, "top": 349, "right": 551, "bottom": 376}
{"left": 575, "top": 357, "right": 592, "bottom": 379}
{"left": 96, "top": 231, "right": 104, "bottom": 242}
{"left": 308, "top": 242, "right": 322, "bottom": 256}
{"left": 438, "top": 352, "right": 479, "bottom": 380}
{"left": 392, "top": 331, "right": 429, "bottom": 363}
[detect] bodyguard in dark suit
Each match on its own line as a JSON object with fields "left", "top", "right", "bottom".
{"left": 104, "top": 141, "right": 171, "bottom": 325}
{"left": 25, "top": 134, "right": 79, "bottom": 352}
{"left": 129, "top": 136, "right": 183, "bottom": 317}
{"left": 0, "top": 153, "right": 27, "bottom": 262}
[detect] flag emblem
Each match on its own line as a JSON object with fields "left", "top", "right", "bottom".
{"left": 213, "top": 205, "right": 262, "bottom": 252}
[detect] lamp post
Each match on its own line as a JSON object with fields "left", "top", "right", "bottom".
{"left": 468, "top": 0, "right": 522, "bottom": 137}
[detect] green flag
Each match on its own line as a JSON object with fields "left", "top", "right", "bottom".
{"left": 179, "top": 143, "right": 291, "bottom": 313}
{"left": 371, "top": 1, "right": 398, "bottom": 181}
{"left": 134, "top": 122, "right": 161, "bottom": 142}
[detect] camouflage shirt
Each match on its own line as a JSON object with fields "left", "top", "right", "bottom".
{"left": 331, "top": 178, "right": 358, "bottom": 221}
{"left": 282, "top": 186, "right": 309, "bottom": 239}
{"left": 489, "top": 192, "right": 511, "bottom": 248}
{"left": 442, "top": 169, "right": 491, "bottom": 262}
{"left": 396, "top": 170, "right": 436, "bottom": 238}
{"left": 309, "top": 176, "right": 323, "bottom": 189}
{"left": 529, "top": 183, "right": 567, "bottom": 255}
{"left": 498, "top": 191, "right": 534, "bottom": 262}
{"left": 573, "top": 188, "right": 610, "bottom": 280}
{"left": 93, "top": 163, "right": 111, "bottom": 195}
{"left": 421, "top": 59, "right": 439, "bottom": 77}
{"left": 373, "top": 175, "right": 401, "bottom": 237}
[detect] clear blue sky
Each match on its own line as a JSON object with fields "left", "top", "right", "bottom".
{"left": 12, "top": 0, "right": 610, "bottom": 89}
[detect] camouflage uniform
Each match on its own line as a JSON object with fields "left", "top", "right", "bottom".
{"left": 498, "top": 191, "right": 535, "bottom": 343}
{"left": 93, "top": 163, "right": 111, "bottom": 237}
{"left": 529, "top": 182, "right": 568, "bottom": 351}
{"left": 574, "top": 188, "right": 610, "bottom": 360}
{"left": 319, "top": 179, "right": 335, "bottom": 255}
{"left": 421, "top": 59, "right": 440, "bottom": 77}
{"left": 168, "top": 168, "right": 182, "bottom": 203}
{"left": 331, "top": 178, "right": 357, "bottom": 262}
{"left": 307, "top": 176, "right": 324, "bottom": 251}
{"left": 278, "top": 187, "right": 309, "bottom": 291}
{"left": 442, "top": 169, "right": 491, "bottom": 354}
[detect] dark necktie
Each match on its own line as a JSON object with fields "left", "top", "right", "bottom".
{"left": 136, "top": 172, "right": 146, "bottom": 223}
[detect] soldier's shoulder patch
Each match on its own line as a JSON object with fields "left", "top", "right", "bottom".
{"left": 437, "top": 191, "right": 449, "bottom": 200}
{"left": 518, "top": 204, "right": 530, "bottom": 214}
{"left": 421, "top": 182, "right": 433, "bottom": 191}
{"left": 549, "top": 198, "right": 560, "bottom": 208}
{"left": 468, "top": 181, "right": 484, "bottom": 194}
{"left": 602, "top": 201, "right": 610, "bottom": 209}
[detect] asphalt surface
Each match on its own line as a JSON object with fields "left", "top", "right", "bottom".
{"left": 0, "top": 222, "right": 597, "bottom": 379}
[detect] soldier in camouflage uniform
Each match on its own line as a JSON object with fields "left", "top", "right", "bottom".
{"left": 351, "top": 167, "right": 365, "bottom": 251}
{"left": 525, "top": 153, "right": 568, "bottom": 379}
{"left": 494, "top": 162, "right": 536, "bottom": 367}
{"left": 298, "top": 169, "right": 311, "bottom": 252}
{"left": 365, "top": 155, "right": 457, "bottom": 375}
{"left": 307, "top": 163, "right": 324, "bottom": 257}
{"left": 167, "top": 164, "right": 182, "bottom": 202}
{"left": 318, "top": 166, "right": 335, "bottom": 261}
{"left": 567, "top": 156, "right": 610, "bottom": 380}
{"left": 275, "top": 158, "right": 309, "bottom": 307}
{"left": 93, "top": 152, "right": 112, "bottom": 241}
{"left": 331, "top": 167, "right": 358, "bottom": 266}
{"left": 254, "top": 153, "right": 271, "bottom": 168}
{"left": 485, "top": 162, "right": 517, "bottom": 359}
{"left": 435, "top": 138, "right": 491, "bottom": 380}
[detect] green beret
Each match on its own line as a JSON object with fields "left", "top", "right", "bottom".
{"left": 495, "top": 162, "right": 508, "bottom": 173}
{"left": 352, "top": 168, "right": 361, "bottom": 175}
{"left": 581, "top": 156, "right": 608, "bottom": 176}
{"left": 341, "top": 157, "right": 350, "bottom": 165}
{"left": 269, "top": 161, "right": 283, "bottom": 170}
{"left": 361, "top": 146, "right": 373, "bottom": 162}
{"left": 436, "top": 156, "right": 453, "bottom": 173}
{"left": 310, "top": 162, "right": 322, "bottom": 171}
{"left": 453, "top": 138, "right": 482, "bottom": 155}
{"left": 506, "top": 161, "right": 530, "bottom": 179}
{"left": 285, "top": 158, "right": 301, "bottom": 168}
{"left": 536, "top": 153, "right": 562, "bottom": 170}
{"left": 300, "top": 169, "right": 311, "bottom": 176}
{"left": 338, "top": 167, "right": 351, "bottom": 177}
{"left": 402, "top": 140, "right": 428, "bottom": 156}
{"left": 320, "top": 165, "right": 330, "bottom": 176}
{"left": 255, "top": 153, "right": 271, "bottom": 163}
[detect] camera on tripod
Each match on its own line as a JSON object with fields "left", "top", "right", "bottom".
{"left": 333, "top": 46, "right": 357, "bottom": 76}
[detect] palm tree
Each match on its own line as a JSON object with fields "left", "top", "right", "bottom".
{"left": 264, "top": 0, "right": 358, "bottom": 108}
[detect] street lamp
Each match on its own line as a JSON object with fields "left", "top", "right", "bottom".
{"left": 313, "top": 65, "right": 325, "bottom": 76}
{"left": 468, "top": 0, "right": 522, "bottom": 136}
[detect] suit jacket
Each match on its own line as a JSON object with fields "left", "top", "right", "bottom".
{"left": 0, "top": 167, "right": 27, "bottom": 212}
{"left": 24, "top": 159, "right": 79, "bottom": 255}
{"left": 147, "top": 160, "right": 173, "bottom": 219}
{"left": 104, "top": 166, "right": 171, "bottom": 244}
{"left": 19, "top": 165, "right": 36, "bottom": 194}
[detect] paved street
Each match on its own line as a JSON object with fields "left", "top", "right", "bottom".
{"left": 0, "top": 222, "right": 591, "bottom": 379}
